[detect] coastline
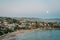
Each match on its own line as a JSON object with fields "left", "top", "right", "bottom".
{"left": 0, "top": 29, "right": 39, "bottom": 40}
{"left": 4, "top": 30, "right": 32, "bottom": 38}
{"left": 0, "top": 28, "right": 60, "bottom": 40}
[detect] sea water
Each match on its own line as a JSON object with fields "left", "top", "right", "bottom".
{"left": 3, "top": 30, "right": 60, "bottom": 40}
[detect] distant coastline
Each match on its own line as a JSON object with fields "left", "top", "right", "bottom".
{"left": 0, "top": 17, "right": 60, "bottom": 40}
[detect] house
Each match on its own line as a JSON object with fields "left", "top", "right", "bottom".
{"left": 7, "top": 23, "right": 17, "bottom": 29}
{"left": 3, "top": 21, "right": 8, "bottom": 26}
{"left": 21, "top": 22, "right": 28, "bottom": 28}
{"left": 0, "top": 21, "right": 2, "bottom": 26}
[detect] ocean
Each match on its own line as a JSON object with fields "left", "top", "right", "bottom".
{"left": 3, "top": 30, "right": 60, "bottom": 40}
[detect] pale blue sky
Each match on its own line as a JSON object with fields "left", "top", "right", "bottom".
{"left": 0, "top": 0, "right": 60, "bottom": 18}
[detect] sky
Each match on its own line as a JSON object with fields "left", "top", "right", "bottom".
{"left": 0, "top": 0, "right": 60, "bottom": 18}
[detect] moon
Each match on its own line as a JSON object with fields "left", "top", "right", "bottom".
{"left": 46, "top": 11, "right": 49, "bottom": 14}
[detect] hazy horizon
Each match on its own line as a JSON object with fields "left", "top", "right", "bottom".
{"left": 0, "top": 0, "right": 60, "bottom": 18}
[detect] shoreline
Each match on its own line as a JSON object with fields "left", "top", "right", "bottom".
{"left": 0, "top": 28, "right": 60, "bottom": 40}
{"left": 0, "top": 29, "right": 36, "bottom": 40}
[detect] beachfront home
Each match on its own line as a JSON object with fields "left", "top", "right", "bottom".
{"left": 28, "top": 22, "right": 37, "bottom": 29}
{"left": 21, "top": 22, "right": 28, "bottom": 28}
{"left": 39, "top": 23, "right": 44, "bottom": 27}
{"left": 3, "top": 20, "right": 8, "bottom": 26}
{"left": 7, "top": 23, "right": 17, "bottom": 30}
{"left": 0, "top": 21, "right": 2, "bottom": 26}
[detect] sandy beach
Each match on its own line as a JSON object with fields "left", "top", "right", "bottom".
{"left": 0, "top": 29, "right": 39, "bottom": 40}
{"left": 4, "top": 30, "right": 32, "bottom": 38}
{"left": 0, "top": 28, "right": 56, "bottom": 40}
{"left": 0, "top": 30, "right": 29, "bottom": 40}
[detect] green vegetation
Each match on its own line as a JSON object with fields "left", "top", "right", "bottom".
{"left": 0, "top": 17, "right": 60, "bottom": 36}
